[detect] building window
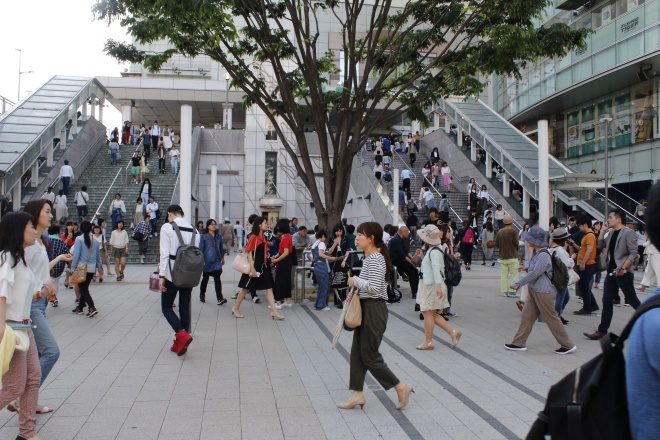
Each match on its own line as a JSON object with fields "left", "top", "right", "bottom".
{"left": 266, "top": 121, "right": 277, "bottom": 140}
{"left": 265, "top": 152, "right": 277, "bottom": 195}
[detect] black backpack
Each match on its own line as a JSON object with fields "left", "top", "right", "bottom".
{"left": 442, "top": 248, "right": 462, "bottom": 287}
{"left": 526, "top": 295, "right": 660, "bottom": 440}
{"left": 386, "top": 284, "right": 402, "bottom": 303}
{"left": 540, "top": 249, "right": 569, "bottom": 292}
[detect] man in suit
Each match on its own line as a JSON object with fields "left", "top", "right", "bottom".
{"left": 388, "top": 226, "right": 420, "bottom": 310}
{"left": 584, "top": 209, "right": 641, "bottom": 340}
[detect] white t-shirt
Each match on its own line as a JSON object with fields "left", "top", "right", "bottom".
{"left": 75, "top": 191, "right": 89, "bottom": 206}
{"left": 401, "top": 169, "right": 412, "bottom": 180}
{"left": 171, "top": 149, "right": 180, "bottom": 160}
{"left": 25, "top": 240, "right": 51, "bottom": 286}
{"left": 234, "top": 225, "right": 244, "bottom": 237}
{"left": 0, "top": 253, "right": 37, "bottom": 321}
{"left": 147, "top": 202, "right": 159, "bottom": 219}
{"left": 494, "top": 209, "right": 505, "bottom": 220}
{"left": 441, "top": 166, "right": 450, "bottom": 176}
{"left": 423, "top": 191, "right": 434, "bottom": 203}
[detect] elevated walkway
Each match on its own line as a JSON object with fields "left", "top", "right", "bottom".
{"left": 0, "top": 76, "right": 110, "bottom": 207}
{"left": 436, "top": 98, "right": 644, "bottom": 223}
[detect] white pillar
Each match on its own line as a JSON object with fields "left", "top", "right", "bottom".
{"left": 470, "top": 141, "right": 477, "bottom": 162}
{"left": 444, "top": 116, "right": 450, "bottom": 134}
{"left": 393, "top": 169, "right": 400, "bottom": 225}
{"left": 433, "top": 113, "right": 440, "bottom": 131}
{"left": 31, "top": 162, "right": 38, "bottom": 188}
{"left": 71, "top": 111, "right": 78, "bottom": 136}
{"left": 538, "top": 120, "right": 550, "bottom": 230}
{"left": 180, "top": 104, "right": 193, "bottom": 220}
{"left": 82, "top": 102, "right": 88, "bottom": 118}
{"left": 209, "top": 164, "right": 218, "bottom": 220}
{"left": 90, "top": 100, "right": 96, "bottom": 120}
{"left": 223, "top": 104, "right": 234, "bottom": 130}
{"left": 121, "top": 105, "right": 132, "bottom": 123}
{"left": 47, "top": 141, "right": 53, "bottom": 167}
{"left": 503, "top": 172, "right": 510, "bottom": 196}
{"left": 457, "top": 126, "right": 463, "bottom": 147}
{"left": 218, "top": 184, "right": 224, "bottom": 223}
{"left": 98, "top": 98, "right": 104, "bottom": 124}
{"left": 523, "top": 189, "right": 531, "bottom": 219}
{"left": 411, "top": 120, "right": 421, "bottom": 135}
{"left": 60, "top": 127, "right": 67, "bottom": 150}
{"left": 485, "top": 152, "right": 492, "bottom": 178}
{"left": 12, "top": 184, "right": 21, "bottom": 212}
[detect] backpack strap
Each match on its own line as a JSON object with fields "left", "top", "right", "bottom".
{"left": 614, "top": 294, "right": 660, "bottom": 347}
{"left": 170, "top": 221, "right": 186, "bottom": 246}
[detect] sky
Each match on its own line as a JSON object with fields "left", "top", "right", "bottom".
{"left": 0, "top": 0, "right": 129, "bottom": 129}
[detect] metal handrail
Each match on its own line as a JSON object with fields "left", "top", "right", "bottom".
{"left": 438, "top": 98, "right": 542, "bottom": 199}
{"left": 91, "top": 167, "right": 125, "bottom": 224}
{"left": 48, "top": 130, "right": 107, "bottom": 191}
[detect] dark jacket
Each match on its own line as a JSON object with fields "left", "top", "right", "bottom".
{"left": 388, "top": 234, "right": 408, "bottom": 265}
{"left": 198, "top": 232, "right": 224, "bottom": 272}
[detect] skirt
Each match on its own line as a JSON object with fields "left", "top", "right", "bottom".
{"left": 442, "top": 173, "right": 452, "bottom": 186}
{"left": 55, "top": 203, "right": 68, "bottom": 222}
{"left": 238, "top": 264, "right": 274, "bottom": 290}
{"left": 419, "top": 283, "right": 449, "bottom": 312}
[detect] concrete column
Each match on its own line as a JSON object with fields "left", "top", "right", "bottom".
{"left": 503, "top": 173, "right": 510, "bottom": 196}
{"left": 523, "top": 189, "right": 531, "bottom": 219}
{"left": 444, "top": 115, "right": 450, "bottom": 134}
{"left": 90, "top": 99, "right": 96, "bottom": 120}
{"left": 12, "top": 184, "right": 21, "bottom": 212}
{"left": 218, "top": 184, "right": 224, "bottom": 223}
{"left": 393, "top": 169, "right": 400, "bottom": 225}
{"left": 457, "top": 126, "right": 463, "bottom": 147}
{"left": 210, "top": 164, "right": 218, "bottom": 220}
{"left": 82, "top": 101, "right": 88, "bottom": 119}
{"left": 98, "top": 98, "right": 104, "bottom": 124}
{"left": 411, "top": 120, "right": 421, "bottom": 136}
{"left": 433, "top": 113, "right": 440, "bottom": 131}
{"left": 121, "top": 105, "right": 132, "bottom": 123}
{"left": 470, "top": 141, "right": 477, "bottom": 162}
{"left": 31, "top": 162, "right": 39, "bottom": 188}
{"left": 71, "top": 110, "right": 78, "bottom": 136}
{"left": 537, "top": 120, "right": 550, "bottom": 230}
{"left": 47, "top": 140, "right": 54, "bottom": 167}
{"left": 60, "top": 127, "right": 67, "bottom": 150}
{"left": 485, "top": 152, "right": 492, "bottom": 178}
{"left": 180, "top": 104, "right": 193, "bottom": 220}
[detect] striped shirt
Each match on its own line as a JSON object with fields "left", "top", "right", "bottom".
{"left": 517, "top": 248, "right": 556, "bottom": 295}
{"left": 352, "top": 252, "right": 388, "bottom": 300}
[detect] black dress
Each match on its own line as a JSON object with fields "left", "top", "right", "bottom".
{"left": 274, "top": 235, "right": 297, "bottom": 302}
{"left": 238, "top": 242, "right": 274, "bottom": 290}
{"left": 332, "top": 240, "right": 351, "bottom": 305}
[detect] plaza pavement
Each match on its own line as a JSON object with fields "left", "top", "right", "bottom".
{"left": 0, "top": 255, "right": 650, "bottom": 440}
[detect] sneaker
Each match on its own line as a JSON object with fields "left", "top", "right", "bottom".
{"left": 322, "top": 307, "right": 331, "bottom": 311}
{"left": 506, "top": 292, "right": 520, "bottom": 298}
{"left": 268, "top": 304, "right": 283, "bottom": 310}
{"left": 253, "top": 297, "right": 260, "bottom": 304}
{"left": 444, "top": 312, "right": 457, "bottom": 318}
{"left": 200, "top": 296, "right": 206, "bottom": 303}
{"left": 230, "top": 294, "right": 238, "bottom": 299}
{"left": 50, "top": 300, "right": 58, "bottom": 308}
{"left": 217, "top": 298, "right": 227, "bottom": 306}
{"left": 554, "top": 346, "right": 577, "bottom": 355}
{"left": 505, "top": 344, "right": 527, "bottom": 351}
{"left": 86, "top": 308, "right": 98, "bottom": 318}
{"left": 283, "top": 302, "right": 293, "bottom": 308}
{"left": 72, "top": 307, "right": 84, "bottom": 315}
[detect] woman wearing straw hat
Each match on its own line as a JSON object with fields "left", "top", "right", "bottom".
{"left": 505, "top": 226, "right": 577, "bottom": 355}
{"left": 415, "top": 225, "right": 462, "bottom": 350}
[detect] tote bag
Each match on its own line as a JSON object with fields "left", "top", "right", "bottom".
{"left": 344, "top": 289, "right": 362, "bottom": 329}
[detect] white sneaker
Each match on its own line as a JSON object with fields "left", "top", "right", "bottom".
{"left": 268, "top": 304, "right": 283, "bottom": 310}
{"left": 283, "top": 303, "right": 293, "bottom": 308}
{"left": 322, "top": 307, "right": 330, "bottom": 311}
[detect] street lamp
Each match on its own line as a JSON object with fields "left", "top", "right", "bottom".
{"left": 15, "top": 49, "right": 34, "bottom": 102}
{"left": 600, "top": 114, "right": 613, "bottom": 221}
{"left": 224, "top": 72, "right": 231, "bottom": 129}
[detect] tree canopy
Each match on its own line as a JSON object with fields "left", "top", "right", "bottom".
{"left": 94, "top": 0, "right": 587, "bottom": 229}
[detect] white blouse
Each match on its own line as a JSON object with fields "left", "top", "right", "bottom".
{"left": 441, "top": 166, "right": 451, "bottom": 176}
{"left": 0, "top": 252, "right": 37, "bottom": 321}
{"left": 25, "top": 240, "right": 51, "bottom": 286}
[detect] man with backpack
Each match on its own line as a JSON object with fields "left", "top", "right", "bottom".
{"left": 75, "top": 186, "right": 89, "bottom": 223}
{"left": 505, "top": 226, "right": 576, "bottom": 355}
{"left": 158, "top": 204, "right": 201, "bottom": 356}
{"left": 495, "top": 215, "right": 520, "bottom": 298}
{"left": 584, "top": 209, "right": 641, "bottom": 340}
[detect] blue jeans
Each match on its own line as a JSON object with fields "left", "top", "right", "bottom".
{"left": 576, "top": 264, "right": 597, "bottom": 311}
{"left": 555, "top": 288, "right": 570, "bottom": 315}
{"left": 161, "top": 279, "right": 191, "bottom": 333}
{"left": 599, "top": 272, "right": 641, "bottom": 333}
{"left": 150, "top": 217, "right": 157, "bottom": 234}
{"left": 111, "top": 151, "right": 117, "bottom": 165}
{"left": 313, "top": 265, "right": 330, "bottom": 309}
{"left": 61, "top": 177, "right": 70, "bottom": 196}
{"left": 77, "top": 205, "right": 88, "bottom": 223}
{"left": 171, "top": 158, "right": 179, "bottom": 174}
{"left": 30, "top": 297, "right": 60, "bottom": 386}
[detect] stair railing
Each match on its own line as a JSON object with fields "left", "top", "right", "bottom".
{"left": 46, "top": 130, "right": 107, "bottom": 194}
{"left": 91, "top": 167, "right": 125, "bottom": 224}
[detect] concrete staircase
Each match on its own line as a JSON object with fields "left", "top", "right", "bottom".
{"left": 64, "top": 145, "right": 179, "bottom": 264}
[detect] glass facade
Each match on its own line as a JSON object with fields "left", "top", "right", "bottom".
{"left": 493, "top": 0, "right": 659, "bottom": 119}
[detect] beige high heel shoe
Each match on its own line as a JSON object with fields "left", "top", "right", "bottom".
{"left": 231, "top": 309, "right": 244, "bottom": 318}
{"left": 395, "top": 383, "right": 415, "bottom": 410}
{"left": 451, "top": 330, "right": 462, "bottom": 348}
{"left": 337, "top": 394, "right": 366, "bottom": 409}
{"left": 415, "top": 341, "right": 434, "bottom": 350}
{"left": 271, "top": 313, "right": 285, "bottom": 321}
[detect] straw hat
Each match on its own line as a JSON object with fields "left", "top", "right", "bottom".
{"left": 503, "top": 215, "right": 513, "bottom": 225}
{"left": 417, "top": 225, "right": 442, "bottom": 246}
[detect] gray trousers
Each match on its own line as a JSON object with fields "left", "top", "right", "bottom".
{"left": 349, "top": 298, "right": 400, "bottom": 391}
{"left": 512, "top": 288, "right": 574, "bottom": 349}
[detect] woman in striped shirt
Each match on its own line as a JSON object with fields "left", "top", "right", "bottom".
{"left": 338, "top": 222, "right": 414, "bottom": 411}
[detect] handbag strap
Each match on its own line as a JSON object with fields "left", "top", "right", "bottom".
{"left": 82, "top": 238, "right": 93, "bottom": 266}
{"left": 207, "top": 233, "right": 222, "bottom": 261}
